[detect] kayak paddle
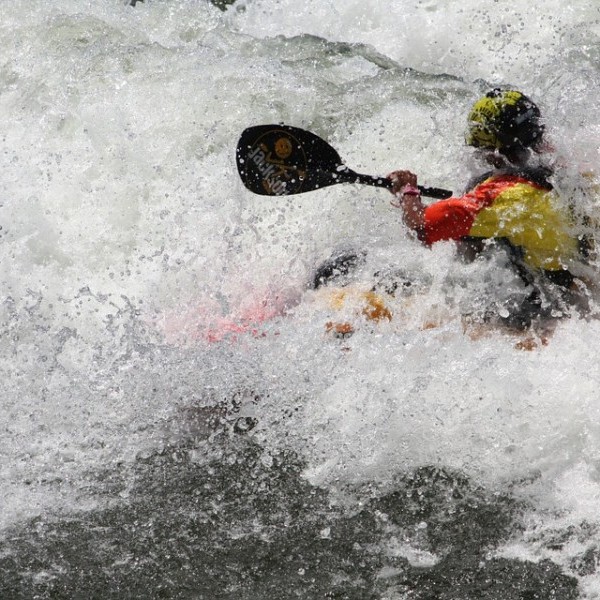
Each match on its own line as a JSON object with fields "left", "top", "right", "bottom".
{"left": 236, "top": 124, "right": 453, "bottom": 199}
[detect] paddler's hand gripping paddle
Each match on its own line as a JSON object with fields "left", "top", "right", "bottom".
{"left": 236, "top": 124, "right": 453, "bottom": 199}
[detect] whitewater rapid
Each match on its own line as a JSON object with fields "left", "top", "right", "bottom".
{"left": 2, "top": 1, "right": 600, "bottom": 598}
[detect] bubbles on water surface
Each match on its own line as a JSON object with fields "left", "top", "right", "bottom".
{"left": 1, "top": 0, "right": 600, "bottom": 597}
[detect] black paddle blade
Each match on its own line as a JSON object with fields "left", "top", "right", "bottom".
{"left": 236, "top": 124, "right": 346, "bottom": 196}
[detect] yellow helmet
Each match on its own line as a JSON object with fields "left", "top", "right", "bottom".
{"left": 465, "top": 89, "right": 544, "bottom": 153}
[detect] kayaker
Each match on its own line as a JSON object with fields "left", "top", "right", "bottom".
{"left": 388, "top": 88, "right": 594, "bottom": 336}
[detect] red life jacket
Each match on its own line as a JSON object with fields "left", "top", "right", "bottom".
{"left": 420, "top": 168, "right": 579, "bottom": 277}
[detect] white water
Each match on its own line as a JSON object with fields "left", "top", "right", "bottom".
{"left": 2, "top": 0, "right": 600, "bottom": 595}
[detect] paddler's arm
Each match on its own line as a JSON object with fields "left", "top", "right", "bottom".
{"left": 388, "top": 170, "right": 427, "bottom": 238}
{"left": 388, "top": 170, "right": 482, "bottom": 245}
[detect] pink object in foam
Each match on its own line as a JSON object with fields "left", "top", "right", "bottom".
{"left": 158, "top": 286, "right": 301, "bottom": 345}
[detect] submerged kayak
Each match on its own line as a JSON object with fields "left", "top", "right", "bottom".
{"left": 157, "top": 248, "right": 594, "bottom": 349}
{"left": 156, "top": 251, "right": 458, "bottom": 345}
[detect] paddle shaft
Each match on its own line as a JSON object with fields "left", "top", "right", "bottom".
{"left": 338, "top": 169, "right": 452, "bottom": 200}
